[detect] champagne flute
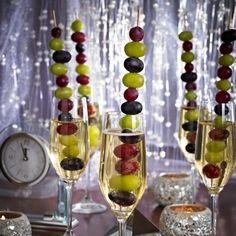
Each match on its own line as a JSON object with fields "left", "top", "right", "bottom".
{"left": 73, "top": 102, "right": 107, "bottom": 214}
{"left": 99, "top": 111, "right": 147, "bottom": 235}
{"left": 195, "top": 98, "right": 236, "bottom": 235}
{"left": 50, "top": 118, "right": 89, "bottom": 236}
{"left": 177, "top": 105, "right": 198, "bottom": 201}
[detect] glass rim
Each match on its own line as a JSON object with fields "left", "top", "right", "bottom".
{"left": 50, "top": 117, "right": 85, "bottom": 124}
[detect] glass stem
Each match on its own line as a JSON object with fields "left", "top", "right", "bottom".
{"left": 56, "top": 178, "right": 66, "bottom": 221}
{"left": 66, "top": 182, "right": 74, "bottom": 232}
{"left": 118, "top": 219, "right": 126, "bottom": 236}
{"left": 190, "top": 164, "right": 197, "bottom": 203}
{"left": 211, "top": 194, "right": 218, "bottom": 236}
{"left": 84, "top": 156, "right": 92, "bottom": 200}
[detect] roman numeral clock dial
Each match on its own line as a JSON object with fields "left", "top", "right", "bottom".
{"left": 0, "top": 132, "right": 50, "bottom": 186}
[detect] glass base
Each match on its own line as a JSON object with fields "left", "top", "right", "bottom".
{"left": 105, "top": 226, "right": 132, "bottom": 236}
{"left": 72, "top": 198, "right": 107, "bottom": 214}
{"left": 63, "top": 229, "right": 76, "bottom": 236}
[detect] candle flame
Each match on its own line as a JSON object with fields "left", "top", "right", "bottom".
{"left": 1, "top": 215, "right": 5, "bottom": 220}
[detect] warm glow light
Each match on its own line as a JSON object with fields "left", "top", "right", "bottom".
{"left": 1, "top": 215, "right": 5, "bottom": 220}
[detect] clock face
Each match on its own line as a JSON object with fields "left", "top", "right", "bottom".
{"left": 0, "top": 132, "right": 50, "bottom": 186}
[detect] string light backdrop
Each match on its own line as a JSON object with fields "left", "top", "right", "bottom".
{"left": 0, "top": 0, "right": 234, "bottom": 165}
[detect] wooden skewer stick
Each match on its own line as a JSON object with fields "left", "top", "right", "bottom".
{"left": 231, "top": 5, "right": 236, "bottom": 29}
{"left": 227, "top": 6, "right": 236, "bottom": 29}
{"left": 137, "top": 6, "right": 140, "bottom": 26}
{"left": 53, "top": 10, "right": 57, "bottom": 27}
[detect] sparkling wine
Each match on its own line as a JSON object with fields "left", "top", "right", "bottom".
{"left": 99, "top": 128, "right": 146, "bottom": 220}
{"left": 195, "top": 121, "right": 236, "bottom": 194}
{"left": 178, "top": 106, "right": 198, "bottom": 163}
{"left": 50, "top": 119, "right": 89, "bottom": 184}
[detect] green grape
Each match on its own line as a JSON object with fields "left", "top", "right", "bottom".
{"left": 59, "top": 135, "right": 79, "bottom": 146}
{"left": 214, "top": 115, "right": 227, "bottom": 129}
{"left": 63, "top": 145, "right": 80, "bottom": 157}
{"left": 78, "top": 85, "right": 91, "bottom": 96}
{"left": 124, "top": 42, "right": 146, "bottom": 57}
{"left": 49, "top": 38, "right": 63, "bottom": 51}
{"left": 216, "top": 80, "right": 231, "bottom": 91}
{"left": 184, "top": 110, "right": 198, "bottom": 121}
{"left": 205, "top": 151, "right": 224, "bottom": 164}
{"left": 50, "top": 63, "right": 68, "bottom": 75}
{"left": 178, "top": 31, "right": 193, "bottom": 41}
{"left": 71, "top": 19, "right": 83, "bottom": 32}
{"left": 109, "top": 175, "right": 140, "bottom": 191}
{"left": 181, "top": 52, "right": 195, "bottom": 63}
{"left": 119, "top": 115, "right": 139, "bottom": 129}
{"left": 122, "top": 73, "right": 144, "bottom": 88}
{"left": 185, "top": 91, "right": 197, "bottom": 101}
{"left": 55, "top": 87, "right": 73, "bottom": 99}
{"left": 206, "top": 140, "right": 226, "bottom": 153}
{"left": 89, "top": 125, "right": 100, "bottom": 148}
{"left": 75, "top": 64, "right": 89, "bottom": 75}
{"left": 218, "top": 55, "right": 235, "bottom": 66}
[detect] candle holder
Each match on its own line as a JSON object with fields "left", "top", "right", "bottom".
{"left": 0, "top": 211, "right": 32, "bottom": 236}
{"left": 159, "top": 204, "right": 212, "bottom": 236}
{"left": 152, "top": 172, "right": 193, "bottom": 206}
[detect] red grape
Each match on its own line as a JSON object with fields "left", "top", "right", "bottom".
{"left": 129, "top": 26, "right": 144, "bottom": 41}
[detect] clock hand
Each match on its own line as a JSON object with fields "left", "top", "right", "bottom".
{"left": 20, "top": 143, "right": 29, "bottom": 161}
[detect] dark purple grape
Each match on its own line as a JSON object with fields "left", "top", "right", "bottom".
{"left": 52, "top": 50, "right": 72, "bottom": 63}
{"left": 182, "top": 121, "right": 198, "bottom": 131}
{"left": 214, "top": 104, "right": 229, "bottom": 115}
{"left": 221, "top": 29, "right": 236, "bottom": 43}
{"left": 58, "top": 112, "right": 73, "bottom": 121}
{"left": 121, "top": 101, "right": 142, "bottom": 115}
{"left": 60, "top": 158, "right": 84, "bottom": 171}
{"left": 119, "top": 129, "right": 142, "bottom": 144}
{"left": 181, "top": 72, "right": 197, "bottom": 82}
{"left": 185, "top": 143, "right": 195, "bottom": 153}
{"left": 108, "top": 190, "right": 136, "bottom": 206}
{"left": 124, "top": 57, "right": 144, "bottom": 73}
{"left": 75, "top": 43, "right": 85, "bottom": 53}
{"left": 51, "top": 27, "right": 61, "bottom": 38}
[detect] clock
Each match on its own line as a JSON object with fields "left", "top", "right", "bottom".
{"left": 0, "top": 132, "right": 50, "bottom": 186}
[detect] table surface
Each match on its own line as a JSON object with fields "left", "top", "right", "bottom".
{"left": 1, "top": 178, "right": 236, "bottom": 236}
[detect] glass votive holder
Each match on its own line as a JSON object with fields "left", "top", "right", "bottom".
{"left": 0, "top": 211, "right": 32, "bottom": 236}
{"left": 152, "top": 172, "right": 193, "bottom": 206}
{"left": 159, "top": 203, "right": 212, "bottom": 236}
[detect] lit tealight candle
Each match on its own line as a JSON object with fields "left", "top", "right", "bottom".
{"left": 0, "top": 211, "right": 31, "bottom": 236}
{"left": 159, "top": 204, "right": 212, "bottom": 236}
{"left": 152, "top": 172, "right": 193, "bottom": 206}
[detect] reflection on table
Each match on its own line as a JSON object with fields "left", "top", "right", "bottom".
{"left": 0, "top": 177, "right": 236, "bottom": 236}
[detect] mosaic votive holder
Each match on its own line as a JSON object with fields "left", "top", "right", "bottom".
{"left": 159, "top": 204, "right": 212, "bottom": 236}
{"left": 0, "top": 211, "right": 32, "bottom": 236}
{"left": 152, "top": 172, "right": 193, "bottom": 206}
